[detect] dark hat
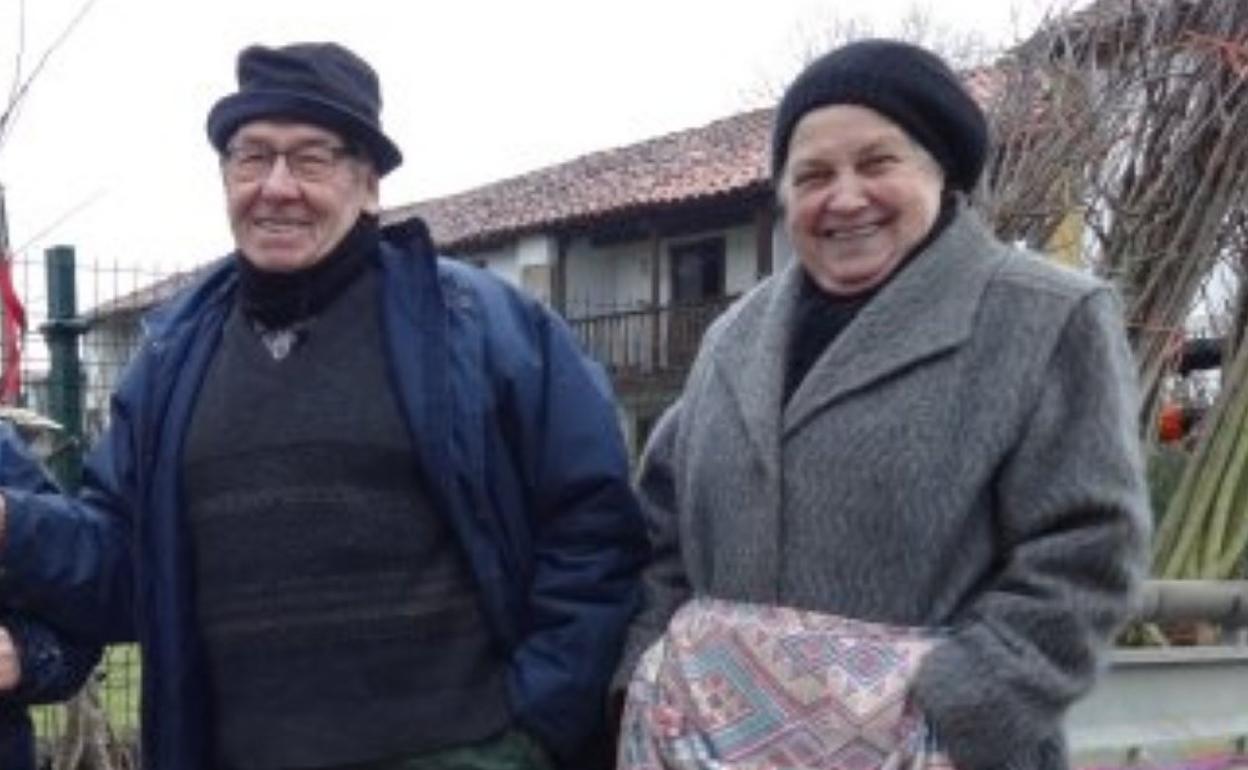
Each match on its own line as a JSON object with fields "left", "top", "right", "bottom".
{"left": 206, "top": 42, "right": 402, "bottom": 175}
{"left": 771, "top": 39, "right": 987, "bottom": 192}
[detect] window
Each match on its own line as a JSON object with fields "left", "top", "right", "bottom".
{"left": 666, "top": 237, "right": 727, "bottom": 367}
{"left": 669, "top": 237, "right": 726, "bottom": 304}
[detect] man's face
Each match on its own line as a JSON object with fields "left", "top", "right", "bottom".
{"left": 222, "top": 121, "right": 379, "bottom": 273}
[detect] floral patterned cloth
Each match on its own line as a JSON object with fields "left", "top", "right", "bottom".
{"left": 619, "top": 597, "right": 955, "bottom": 770}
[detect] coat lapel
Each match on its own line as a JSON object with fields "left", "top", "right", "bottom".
{"left": 783, "top": 207, "right": 1006, "bottom": 436}
{"left": 700, "top": 267, "right": 802, "bottom": 600}
{"left": 709, "top": 263, "right": 805, "bottom": 478}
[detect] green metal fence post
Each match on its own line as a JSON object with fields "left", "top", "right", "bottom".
{"left": 41, "top": 244, "right": 88, "bottom": 491}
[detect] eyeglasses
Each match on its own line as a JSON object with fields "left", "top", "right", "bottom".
{"left": 221, "top": 143, "right": 358, "bottom": 184}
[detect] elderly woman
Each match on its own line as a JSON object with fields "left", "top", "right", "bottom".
{"left": 616, "top": 40, "right": 1150, "bottom": 770}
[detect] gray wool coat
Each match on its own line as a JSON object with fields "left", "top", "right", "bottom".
{"left": 619, "top": 205, "right": 1151, "bottom": 770}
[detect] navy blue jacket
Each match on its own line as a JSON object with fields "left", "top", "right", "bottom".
{"left": 0, "top": 424, "right": 104, "bottom": 770}
{"left": 0, "top": 221, "right": 648, "bottom": 770}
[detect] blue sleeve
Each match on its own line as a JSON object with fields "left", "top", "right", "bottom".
{"left": 2, "top": 614, "right": 102, "bottom": 705}
{"left": 1, "top": 379, "right": 139, "bottom": 642}
{"left": 0, "top": 424, "right": 60, "bottom": 495}
{"left": 0, "top": 427, "right": 107, "bottom": 701}
{"left": 500, "top": 300, "right": 650, "bottom": 760}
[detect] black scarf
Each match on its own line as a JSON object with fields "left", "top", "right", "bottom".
{"left": 784, "top": 193, "right": 957, "bottom": 403}
{"left": 236, "top": 213, "right": 380, "bottom": 329}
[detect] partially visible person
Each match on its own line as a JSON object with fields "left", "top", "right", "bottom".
{"left": 616, "top": 39, "right": 1150, "bottom": 770}
{"left": 0, "top": 423, "right": 102, "bottom": 770}
{"left": 0, "top": 42, "right": 646, "bottom": 770}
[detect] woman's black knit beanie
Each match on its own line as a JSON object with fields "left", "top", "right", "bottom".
{"left": 771, "top": 39, "right": 988, "bottom": 192}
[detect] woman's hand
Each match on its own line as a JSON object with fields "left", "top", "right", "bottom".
{"left": 0, "top": 624, "right": 21, "bottom": 691}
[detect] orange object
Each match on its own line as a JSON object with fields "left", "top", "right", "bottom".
{"left": 1157, "top": 402, "right": 1185, "bottom": 443}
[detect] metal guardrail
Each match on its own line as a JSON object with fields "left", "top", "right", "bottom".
{"left": 1071, "top": 583, "right": 1248, "bottom": 766}
{"left": 1135, "top": 580, "right": 1248, "bottom": 627}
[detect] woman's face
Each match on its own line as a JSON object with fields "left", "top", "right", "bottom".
{"left": 779, "top": 104, "right": 945, "bottom": 296}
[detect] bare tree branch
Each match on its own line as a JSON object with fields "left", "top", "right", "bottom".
{"left": 739, "top": 1, "right": 1009, "bottom": 106}
{"left": 7, "top": 0, "right": 28, "bottom": 115}
{"left": 0, "top": 0, "right": 100, "bottom": 153}
{"left": 983, "top": 0, "right": 1248, "bottom": 426}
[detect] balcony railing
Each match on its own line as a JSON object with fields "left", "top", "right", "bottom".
{"left": 567, "top": 296, "right": 736, "bottom": 377}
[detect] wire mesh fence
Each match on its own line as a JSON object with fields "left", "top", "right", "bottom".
{"left": 31, "top": 645, "right": 141, "bottom": 762}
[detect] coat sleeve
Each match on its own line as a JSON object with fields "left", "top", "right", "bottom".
{"left": 0, "top": 426, "right": 106, "bottom": 700}
{"left": 612, "top": 402, "right": 690, "bottom": 692}
{"left": 503, "top": 306, "right": 650, "bottom": 762}
{"left": 2, "top": 614, "right": 102, "bottom": 705}
{"left": 0, "top": 375, "right": 140, "bottom": 643}
{"left": 912, "top": 288, "right": 1151, "bottom": 770}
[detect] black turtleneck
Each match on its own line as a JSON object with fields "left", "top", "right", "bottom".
{"left": 783, "top": 193, "right": 957, "bottom": 404}
{"left": 237, "top": 213, "right": 380, "bottom": 329}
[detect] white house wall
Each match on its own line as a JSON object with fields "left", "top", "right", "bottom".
{"left": 82, "top": 318, "right": 144, "bottom": 442}
{"left": 462, "top": 215, "right": 790, "bottom": 317}
{"left": 460, "top": 236, "right": 558, "bottom": 304}
{"left": 468, "top": 244, "right": 520, "bottom": 285}
{"left": 516, "top": 235, "right": 556, "bottom": 270}
{"left": 774, "top": 219, "right": 795, "bottom": 273}
{"left": 563, "top": 238, "right": 652, "bottom": 317}
{"left": 713, "top": 223, "right": 755, "bottom": 299}
{"left": 563, "top": 221, "right": 768, "bottom": 317}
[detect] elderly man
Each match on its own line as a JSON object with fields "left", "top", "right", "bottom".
{"left": 0, "top": 42, "right": 647, "bottom": 770}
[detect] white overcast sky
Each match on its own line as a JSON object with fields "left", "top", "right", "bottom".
{"left": 0, "top": 0, "right": 1060, "bottom": 274}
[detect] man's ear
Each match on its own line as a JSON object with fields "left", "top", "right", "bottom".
{"left": 364, "top": 169, "right": 381, "bottom": 215}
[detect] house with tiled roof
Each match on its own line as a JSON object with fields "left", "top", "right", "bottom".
{"left": 382, "top": 107, "right": 783, "bottom": 450}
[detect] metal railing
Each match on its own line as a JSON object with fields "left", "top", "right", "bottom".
{"left": 1136, "top": 579, "right": 1248, "bottom": 628}
{"left": 567, "top": 296, "right": 736, "bottom": 376}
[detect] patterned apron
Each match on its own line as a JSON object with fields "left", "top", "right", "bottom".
{"left": 618, "top": 597, "right": 955, "bottom": 770}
